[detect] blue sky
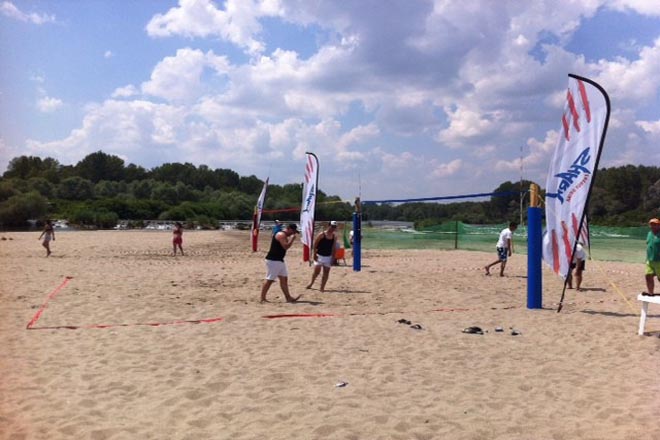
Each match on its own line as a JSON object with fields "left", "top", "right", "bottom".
{"left": 2, "top": 0, "right": 660, "bottom": 202}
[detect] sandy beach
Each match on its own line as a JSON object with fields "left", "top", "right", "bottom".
{"left": 1, "top": 229, "right": 658, "bottom": 440}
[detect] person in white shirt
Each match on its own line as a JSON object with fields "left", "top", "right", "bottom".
{"left": 484, "top": 222, "right": 518, "bottom": 277}
{"left": 567, "top": 242, "right": 587, "bottom": 291}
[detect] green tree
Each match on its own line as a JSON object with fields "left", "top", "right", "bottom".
{"left": 57, "top": 177, "right": 95, "bottom": 200}
{"left": 0, "top": 192, "right": 49, "bottom": 226}
{"left": 151, "top": 162, "right": 197, "bottom": 186}
{"left": 215, "top": 168, "right": 240, "bottom": 190}
{"left": 129, "top": 179, "right": 156, "bottom": 199}
{"left": 151, "top": 182, "right": 178, "bottom": 205}
{"left": 75, "top": 151, "right": 126, "bottom": 183}
{"left": 95, "top": 180, "right": 127, "bottom": 198}
{"left": 124, "top": 163, "right": 148, "bottom": 182}
{"left": 0, "top": 180, "right": 19, "bottom": 202}
{"left": 3, "top": 156, "right": 60, "bottom": 180}
{"left": 27, "top": 177, "right": 55, "bottom": 198}
{"left": 239, "top": 175, "right": 264, "bottom": 195}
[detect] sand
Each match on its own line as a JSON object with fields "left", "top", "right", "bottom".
{"left": 0, "top": 230, "right": 658, "bottom": 440}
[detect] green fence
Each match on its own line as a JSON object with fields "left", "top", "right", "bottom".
{"left": 361, "top": 222, "right": 647, "bottom": 264}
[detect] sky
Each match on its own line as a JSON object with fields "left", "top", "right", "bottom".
{"left": 2, "top": 0, "right": 660, "bottom": 202}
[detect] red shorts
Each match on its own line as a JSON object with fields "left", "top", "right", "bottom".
{"left": 173, "top": 236, "right": 182, "bottom": 245}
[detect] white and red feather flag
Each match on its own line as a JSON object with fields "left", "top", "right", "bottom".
{"left": 300, "top": 152, "right": 319, "bottom": 262}
{"left": 543, "top": 74, "right": 610, "bottom": 278}
{"left": 251, "top": 177, "right": 268, "bottom": 252}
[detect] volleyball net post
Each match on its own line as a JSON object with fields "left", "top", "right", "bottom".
{"left": 353, "top": 197, "right": 362, "bottom": 272}
{"left": 527, "top": 183, "right": 543, "bottom": 309}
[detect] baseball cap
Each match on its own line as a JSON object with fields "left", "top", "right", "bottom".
{"left": 287, "top": 223, "right": 299, "bottom": 233}
{"left": 330, "top": 220, "right": 337, "bottom": 227}
{"left": 649, "top": 218, "right": 660, "bottom": 225}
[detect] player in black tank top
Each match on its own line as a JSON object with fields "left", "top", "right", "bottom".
{"left": 306, "top": 221, "right": 338, "bottom": 293}
{"left": 261, "top": 224, "right": 302, "bottom": 303}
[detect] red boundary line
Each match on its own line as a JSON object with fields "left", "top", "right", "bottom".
{"left": 26, "top": 277, "right": 225, "bottom": 331}
{"left": 26, "top": 276, "right": 73, "bottom": 329}
{"left": 31, "top": 278, "right": 626, "bottom": 331}
{"left": 29, "top": 317, "right": 224, "bottom": 331}
{"left": 263, "top": 313, "right": 336, "bottom": 319}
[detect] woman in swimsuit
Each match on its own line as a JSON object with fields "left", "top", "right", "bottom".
{"left": 38, "top": 219, "right": 55, "bottom": 257}
{"left": 172, "top": 222, "right": 184, "bottom": 256}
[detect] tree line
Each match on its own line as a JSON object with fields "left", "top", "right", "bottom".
{"left": 1, "top": 151, "right": 658, "bottom": 228}
{"left": 0, "top": 152, "right": 352, "bottom": 228}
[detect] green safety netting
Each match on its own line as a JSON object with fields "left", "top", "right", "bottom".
{"left": 361, "top": 222, "right": 647, "bottom": 264}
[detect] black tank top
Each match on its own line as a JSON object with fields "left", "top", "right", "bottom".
{"left": 265, "top": 234, "right": 287, "bottom": 261}
{"left": 316, "top": 234, "right": 335, "bottom": 257}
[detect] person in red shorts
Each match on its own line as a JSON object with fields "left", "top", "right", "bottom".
{"left": 172, "top": 222, "right": 184, "bottom": 256}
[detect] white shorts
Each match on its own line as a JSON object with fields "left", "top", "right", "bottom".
{"left": 314, "top": 255, "right": 333, "bottom": 268}
{"left": 265, "top": 260, "right": 288, "bottom": 280}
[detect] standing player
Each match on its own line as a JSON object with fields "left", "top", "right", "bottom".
{"left": 484, "top": 222, "right": 518, "bottom": 277}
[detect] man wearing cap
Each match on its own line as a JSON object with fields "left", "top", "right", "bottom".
{"left": 644, "top": 218, "right": 660, "bottom": 295}
{"left": 261, "top": 223, "right": 301, "bottom": 303}
{"left": 306, "top": 221, "right": 338, "bottom": 293}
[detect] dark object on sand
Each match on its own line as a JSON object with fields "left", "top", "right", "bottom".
{"left": 462, "top": 326, "right": 484, "bottom": 335}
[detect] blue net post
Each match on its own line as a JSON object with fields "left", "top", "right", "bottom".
{"left": 352, "top": 199, "right": 361, "bottom": 272}
{"left": 527, "top": 206, "right": 543, "bottom": 309}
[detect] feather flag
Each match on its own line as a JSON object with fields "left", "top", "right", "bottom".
{"left": 300, "top": 152, "right": 319, "bottom": 262}
{"left": 542, "top": 74, "right": 610, "bottom": 280}
{"left": 251, "top": 177, "right": 268, "bottom": 252}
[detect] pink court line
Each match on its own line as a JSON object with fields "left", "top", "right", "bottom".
{"left": 27, "top": 278, "right": 529, "bottom": 331}
{"left": 26, "top": 277, "right": 225, "bottom": 331}
{"left": 262, "top": 313, "right": 337, "bottom": 319}
{"left": 29, "top": 317, "right": 224, "bottom": 331}
{"left": 26, "top": 276, "right": 74, "bottom": 329}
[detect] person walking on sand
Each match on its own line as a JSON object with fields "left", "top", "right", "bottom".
{"left": 567, "top": 241, "right": 587, "bottom": 291}
{"left": 38, "top": 219, "right": 55, "bottom": 257}
{"left": 307, "top": 221, "right": 338, "bottom": 292}
{"left": 644, "top": 218, "right": 660, "bottom": 295}
{"left": 261, "top": 223, "right": 301, "bottom": 303}
{"left": 272, "top": 219, "right": 283, "bottom": 235}
{"left": 172, "top": 222, "right": 184, "bottom": 256}
{"left": 484, "top": 222, "right": 518, "bottom": 276}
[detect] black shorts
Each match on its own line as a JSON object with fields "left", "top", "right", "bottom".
{"left": 570, "top": 260, "right": 585, "bottom": 271}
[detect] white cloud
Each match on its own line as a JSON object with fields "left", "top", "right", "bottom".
{"left": 36, "top": 96, "right": 63, "bottom": 112}
{"left": 25, "top": 100, "right": 186, "bottom": 166}
{"left": 607, "top": 0, "right": 660, "bottom": 16}
{"left": 104, "top": 50, "right": 114, "bottom": 59}
{"left": 141, "top": 48, "right": 230, "bottom": 103}
{"left": 29, "top": 74, "right": 45, "bottom": 83}
{"left": 591, "top": 37, "right": 660, "bottom": 105}
{"left": 145, "top": 0, "right": 276, "bottom": 55}
{"left": 1, "top": 1, "right": 55, "bottom": 24}
{"left": 432, "top": 159, "right": 463, "bottom": 178}
{"left": 637, "top": 119, "right": 660, "bottom": 135}
{"left": 112, "top": 85, "right": 139, "bottom": 98}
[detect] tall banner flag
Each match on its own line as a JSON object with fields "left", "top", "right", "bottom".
{"left": 300, "top": 152, "right": 319, "bottom": 262}
{"left": 251, "top": 177, "right": 268, "bottom": 252}
{"left": 542, "top": 74, "right": 610, "bottom": 308}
